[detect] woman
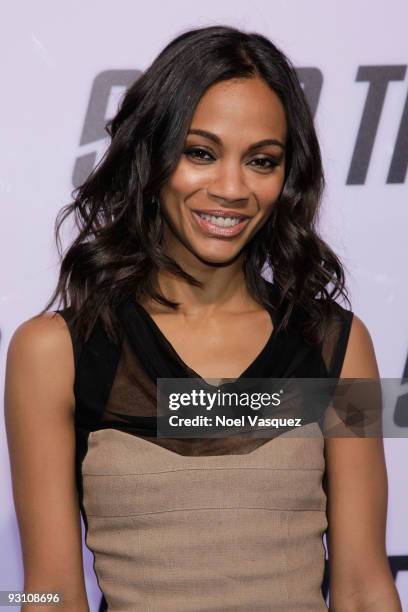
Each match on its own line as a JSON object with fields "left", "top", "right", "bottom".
{"left": 5, "top": 25, "right": 401, "bottom": 611}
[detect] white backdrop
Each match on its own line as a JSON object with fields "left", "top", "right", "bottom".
{"left": 1, "top": 1, "right": 407, "bottom": 610}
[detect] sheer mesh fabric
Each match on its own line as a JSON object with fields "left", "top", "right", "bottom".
{"left": 320, "top": 304, "right": 352, "bottom": 379}
{"left": 102, "top": 334, "right": 288, "bottom": 457}
{"left": 57, "top": 282, "right": 356, "bottom": 463}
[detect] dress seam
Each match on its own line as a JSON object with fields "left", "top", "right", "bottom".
{"left": 82, "top": 466, "right": 325, "bottom": 476}
{"left": 86, "top": 506, "right": 327, "bottom": 518}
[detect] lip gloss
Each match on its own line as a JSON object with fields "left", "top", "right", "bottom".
{"left": 191, "top": 210, "right": 250, "bottom": 238}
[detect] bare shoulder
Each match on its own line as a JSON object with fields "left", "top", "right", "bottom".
{"left": 8, "top": 310, "right": 73, "bottom": 358}
{"left": 5, "top": 311, "right": 76, "bottom": 418}
{"left": 339, "top": 312, "right": 379, "bottom": 379}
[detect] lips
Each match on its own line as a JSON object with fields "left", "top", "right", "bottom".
{"left": 192, "top": 209, "right": 250, "bottom": 220}
{"left": 191, "top": 209, "right": 250, "bottom": 238}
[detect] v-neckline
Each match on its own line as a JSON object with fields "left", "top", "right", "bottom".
{"left": 129, "top": 287, "right": 280, "bottom": 386}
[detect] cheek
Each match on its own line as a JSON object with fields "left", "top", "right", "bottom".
{"left": 161, "top": 160, "right": 207, "bottom": 202}
{"left": 252, "top": 171, "right": 286, "bottom": 212}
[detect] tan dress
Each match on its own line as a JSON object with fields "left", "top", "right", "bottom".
{"left": 57, "top": 281, "right": 353, "bottom": 611}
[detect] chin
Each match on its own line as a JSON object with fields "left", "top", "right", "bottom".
{"left": 191, "top": 245, "right": 244, "bottom": 267}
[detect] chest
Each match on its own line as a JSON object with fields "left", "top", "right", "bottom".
{"left": 145, "top": 308, "right": 274, "bottom": 380}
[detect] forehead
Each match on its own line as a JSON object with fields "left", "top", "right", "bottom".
{"left": 189, "top": 77, "right": 287, "bottom": 143}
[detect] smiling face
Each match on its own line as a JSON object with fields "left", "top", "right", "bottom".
{"left": 159, "top": 76, "right": 288, "bottom": 266}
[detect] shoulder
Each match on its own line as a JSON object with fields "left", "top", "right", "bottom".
{"left": 6, "top": 311, "right": 76, "bottom": 414}
{"left": 339, "top": 312, "right": 379, "bottom": 379}
{"left": 303, "top": 298, "right": 377, "bottom": 379}
{"left": 7, "top": 311, "right": 74, "bottom": 367}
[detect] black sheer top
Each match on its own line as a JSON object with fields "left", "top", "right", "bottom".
{"left": 55, "top": 280, "right": 354, "bottom": 515}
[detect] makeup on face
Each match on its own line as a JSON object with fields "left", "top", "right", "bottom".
{"left": 159, "top": 76, "right": 287, "bottom": 263}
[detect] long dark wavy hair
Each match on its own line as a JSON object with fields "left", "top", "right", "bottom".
{"left": 42, "top": 24, "right": 351, "bottom": 347}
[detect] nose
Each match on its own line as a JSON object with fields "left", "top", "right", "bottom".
{"left": 207, "top": 158, "right": 251, "bottom": 204}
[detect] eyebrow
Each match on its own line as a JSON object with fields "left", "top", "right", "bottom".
{"left": 187, "top": 128, "right": 285, "bottom": 151}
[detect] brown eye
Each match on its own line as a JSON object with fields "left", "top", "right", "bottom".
{"left": 249, "top": 157, "right": 280, "bottom": 170}
{"left": 184, "top": 147, "right": 215, "bottom": 162}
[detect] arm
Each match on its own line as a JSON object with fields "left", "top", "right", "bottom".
{"left": 325, "top": 314, "right": 402, "bottom": 611}
{"left": 4, "top": 313, "right": 89, "bottom": 611}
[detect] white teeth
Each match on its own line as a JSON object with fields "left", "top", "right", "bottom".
{"left": 197, "top": 213, "right": 244, "bottom": 227}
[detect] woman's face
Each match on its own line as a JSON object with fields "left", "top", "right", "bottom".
{"left": 159, "top": 76, "right": 287, "bottom": 265}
